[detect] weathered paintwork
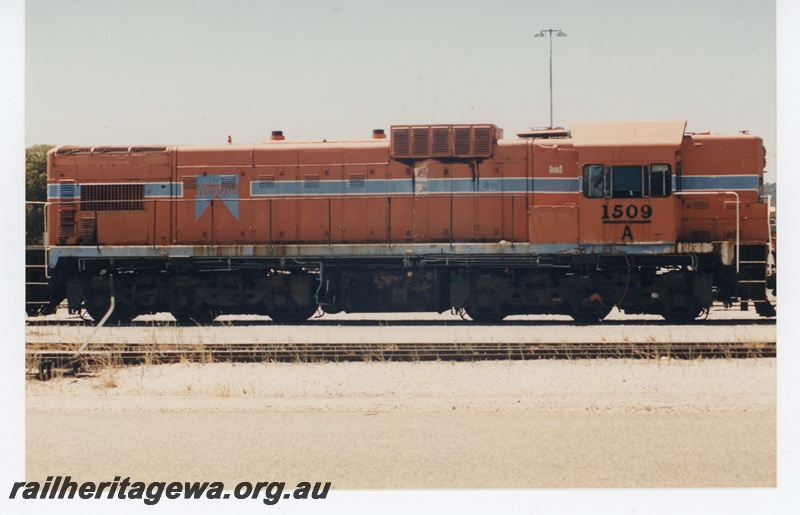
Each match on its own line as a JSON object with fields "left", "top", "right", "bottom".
{"left": 41, "top": 121, "right": 774, "bottom": 323}
{"left": 47, "top": 121, "right": 769, "bottom": 261}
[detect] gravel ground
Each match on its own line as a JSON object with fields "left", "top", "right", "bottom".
{"left": 26, "top": 358, "right": 776, "bottom": 488}
{"left": 24, "top": 306, "right": 778, "bottom": 491}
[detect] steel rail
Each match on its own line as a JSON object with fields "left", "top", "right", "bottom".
{"left": 28, "top": 340, "right": 776, "bottom": 380}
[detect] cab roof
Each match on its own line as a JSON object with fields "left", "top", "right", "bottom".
{"left": 571, "top": 120, "right": 687, "bottom": 148}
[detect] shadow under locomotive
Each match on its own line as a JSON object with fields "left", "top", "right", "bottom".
{"left": 25, "top": 312, "right": 777, "bottom": 328}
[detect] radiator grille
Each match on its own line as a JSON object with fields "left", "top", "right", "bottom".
{"left": 390, "top": 124, "right": 497, "bottom": 159}
{"left": 431, "top": 126, "right": 450, "bottom": 156}
{"left": 131, "top": 146, "right": 168, "bottom": 153}
{"left": 55, "top": 146, "right": 167, "bottom": 155}
{"left": 452, "top": 127, "right": 472, "bottom": 156}
{"left": 472, "top": 126, "right": 493, "bottom": 155}
{"left": 55, "top": 147, "right": 92, "bottom": 155}
{"left": 92, "top": 147, "right": 129, "bottom": 153}
{"left": 391, "top": 128, "right": 411, "bottom": 157}
{"left": 81, "top": 184, "right": 145, "bottom": 211}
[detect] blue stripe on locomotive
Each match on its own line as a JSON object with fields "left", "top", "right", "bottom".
{"left": 45, "top": 175, "right": 760, "bottom": 200}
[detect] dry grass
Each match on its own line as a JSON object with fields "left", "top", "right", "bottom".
{"left": 213, "top": 383, "right": 232, "bottom": 397}
{"left": 97, "top": 368, "right": 119, "bottom": 388}
{"left": 95, "top": 354, "right": 122, "bottom": 387}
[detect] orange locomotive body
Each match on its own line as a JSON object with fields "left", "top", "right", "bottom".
{"left": 42, "top": 120, "right": 775, "bottom": 323}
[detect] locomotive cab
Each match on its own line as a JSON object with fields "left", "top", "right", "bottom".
{"left": 574, "top": 120, "right": 682, "bottom": 248}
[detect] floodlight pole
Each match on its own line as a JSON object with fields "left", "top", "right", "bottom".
{"left": 535, "top": 29, "right": 567, "bottom": 128}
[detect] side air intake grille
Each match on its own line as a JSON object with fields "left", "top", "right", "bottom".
{"left": 57, "top": 206, "right": 76, "bottom": 242}
{"left": 390, "top": 124, "right": 499, "bottom": 159}
{"left": 79, "top": 214, "right": 96, "bottom": 243}
{"left": 81, "top": 184, "right": 145, "bottom": 211}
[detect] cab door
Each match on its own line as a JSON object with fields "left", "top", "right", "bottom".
{"left": 578, "top": 163, "right": 675, "bottom": 244}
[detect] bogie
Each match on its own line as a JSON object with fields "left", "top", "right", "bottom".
{"left": 61, "top": 264, "right": 723, "bottom": 324}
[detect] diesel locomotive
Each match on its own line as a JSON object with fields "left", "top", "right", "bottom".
{"left": 30, "top": 120, "right": 776, "bottom": 323}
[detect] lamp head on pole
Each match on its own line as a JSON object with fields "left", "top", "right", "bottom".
{"left": 534, "top": 29, "right": 568, "bottom": 38}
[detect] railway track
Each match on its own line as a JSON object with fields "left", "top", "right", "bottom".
{"left": 28, "top": 340, "right": 776, "bottom": 380}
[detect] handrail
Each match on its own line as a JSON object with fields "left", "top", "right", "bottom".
{"left": 25, "top": 200, "right": 49, "bottom": 278}
{"left": 765, "top": 194, "right": 774, "bottom": 266}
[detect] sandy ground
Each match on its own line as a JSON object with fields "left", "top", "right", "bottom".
{"left": 26, "top": 357, "right": 776, "bottom": 488}
{"left": 25, "top": 306, "right": 777, "bottom": 489}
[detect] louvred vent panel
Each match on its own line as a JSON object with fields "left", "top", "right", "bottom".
{"left": 54, "top": 146, "right": 168, "bottom": 155}
{"left": 57, "top": 206, "right": 76, "bottom": 241}
{"left": 390, "top": 124, "right": 498, "bottom": 159}
{"left": 81, "top": 184, "right": 145, "bottom": 211}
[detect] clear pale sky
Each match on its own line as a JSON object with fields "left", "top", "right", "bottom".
{"left": 25, "top": 0, "right": 777, "bottom": 170}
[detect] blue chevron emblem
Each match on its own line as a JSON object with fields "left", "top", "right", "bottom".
{"left": 195, "top": 174, "right": 239, "bottom": 220}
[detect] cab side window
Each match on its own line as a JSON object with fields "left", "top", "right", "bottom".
{"left": 650, "top": 164, "right": 672, "bottom": 197}
{"left": 608, "top": 165, "right": 647, "bottom": 198}
{"left": 583, "top": 163, "right": 672, "bottom": 198}
{"left": 582, "top": 164, "right": 604, "bottom": 198}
